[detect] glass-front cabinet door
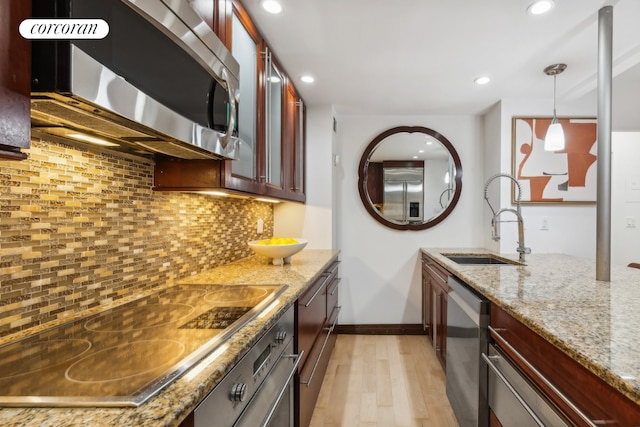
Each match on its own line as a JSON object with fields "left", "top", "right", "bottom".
{"left": 231, "top": 12, "right": 257, "bottom": 181}
{"left": 282, "top": 81, "right": 305, "bottom": 202}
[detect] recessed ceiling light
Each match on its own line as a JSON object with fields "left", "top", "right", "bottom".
{"left": 474, "top": 76, "right": 491, "bottom": 85}
{"left": 261, "top": 0, "right": 282, "bottom": 14}
{"left": 300, "top": 75, "right": 315, "bottom": 83}
{"left": 527, "top": 0, "right": 555, "bottom": 15}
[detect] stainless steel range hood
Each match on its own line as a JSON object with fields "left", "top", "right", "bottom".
{"left": 30, "top": 0, "right": 242, "bottom": 160}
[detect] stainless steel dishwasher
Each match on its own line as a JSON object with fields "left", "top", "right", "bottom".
{"left": 446, "top": 275, "right": 489, "bottom": 427}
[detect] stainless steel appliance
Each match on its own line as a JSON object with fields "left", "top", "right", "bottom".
{"left": 30, "top": 0, "right": 241, "bottom": 160}
{"left": 193, "top": 305, "right": 301, "bottom": 427}
{"left": 446, "top": 276, "right": 489, "bottom": 427}
{"left": 383, "top": 166, "right": 424, "bottom": 223}
{"left": 0, "top": 283, "right": 286, "bottom": 407}
{"left": 482, "top": 343, "right": 571, "bottom": 426}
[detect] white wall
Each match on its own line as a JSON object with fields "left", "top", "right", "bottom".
{"left": 612, "top": 132, "right": 640, "bottom": 266}
{"left": 274, "top": 105, "right": 337, "bottom": 249}
{"left": 487, "top": 99, "right": 598, "bottom": 260}
{"left": 336, "top": 114, "right": 484, "bottom": 325}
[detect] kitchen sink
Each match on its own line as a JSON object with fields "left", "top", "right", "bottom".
{"left": 443, "top": 254, "right": 522, "bottom": 265}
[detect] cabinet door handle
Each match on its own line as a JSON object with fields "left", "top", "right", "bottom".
{"left": 328, "top": 278, "right": 340, "bottom": 296}
{"left": 303, "top": 273, "right": 332, "bottom": 307}
{"left": 489, "top": 326, "right": 600, "bottom": 427}
{"left": 263, "top": 49, "right": 272, "bottom": 183}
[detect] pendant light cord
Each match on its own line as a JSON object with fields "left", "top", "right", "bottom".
{"left": 553, "top": 74, "right": 558, "bottom": 118}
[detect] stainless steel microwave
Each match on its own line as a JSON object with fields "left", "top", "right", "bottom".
{"left": 30, "top": 0, "right": 241, "bottom": 160}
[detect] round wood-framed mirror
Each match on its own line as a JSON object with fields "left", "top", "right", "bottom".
{"left": 357, "top": 126, "right": 463, "bottom": 230}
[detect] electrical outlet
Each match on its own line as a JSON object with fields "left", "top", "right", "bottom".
{"left": 540, "top": 216, "right": 549, "bottom": 231}
{"left": 626, "top": 216, "right": 637, "bottom": 228}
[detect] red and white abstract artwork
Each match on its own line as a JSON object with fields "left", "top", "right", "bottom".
{"left": 512, "top": 117, "right": 597, "bottom": 203}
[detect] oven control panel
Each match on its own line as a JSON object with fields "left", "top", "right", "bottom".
{"left": 194, "top": 305, "right": 295, "bottom": 426}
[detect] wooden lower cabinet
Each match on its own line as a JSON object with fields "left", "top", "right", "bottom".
{"left": 0, "top": 0, "right": 31, "bottom": 159}
{"left": 421, "top": 253, "right": 450, "bottom": 370}
{"left": 491, "top": 305, "right": 640, "bottom": 426}
{"left": 296, "top": 258, "right": 340, "bottom": 427}
{"left": 489, "top": 409, "right": 502, "bottom": 427}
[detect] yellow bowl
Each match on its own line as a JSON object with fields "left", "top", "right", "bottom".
{"left": 248, "top": 238, "right": 308, "bottom": 265}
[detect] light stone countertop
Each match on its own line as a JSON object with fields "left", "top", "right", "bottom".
{"left": 422, "top": 248, "right": 640, "bottom": 407}
{"left": 0, "top": 249, "right": 339, "bottom": 427}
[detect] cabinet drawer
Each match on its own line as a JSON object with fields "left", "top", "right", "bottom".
{"left": 422, "top": 254, "right": 449, "bottom": 288}
{"left": 298, "top": 305, "right": 339, "bottom": 427}
{"left": 297, "top": 265, "right": 336, "bottom": 366}
{"left": 491, "top": 305, "right": 640, "bottom": 426}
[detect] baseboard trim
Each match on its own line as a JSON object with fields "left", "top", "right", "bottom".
{"left": 335, "top": 324, "right": 427, "bottom": 335}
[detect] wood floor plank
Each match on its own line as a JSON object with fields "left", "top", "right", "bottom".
{"left": 309, "top": 334, "right": 459, "bottom": 427}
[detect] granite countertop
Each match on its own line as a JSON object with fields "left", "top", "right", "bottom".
{"left": 422, "top": 248, "right": 640, "bottom": 407}
{"left": 0, "top": 249, "right": 339, "bottom": 427}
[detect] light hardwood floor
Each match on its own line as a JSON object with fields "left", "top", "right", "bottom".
{"left": 309, "top": 335, "right": 459, "bottom": 427}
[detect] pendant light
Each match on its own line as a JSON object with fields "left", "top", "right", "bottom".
{"left": 543, "top": 63, "right": 567, "bottom": 151}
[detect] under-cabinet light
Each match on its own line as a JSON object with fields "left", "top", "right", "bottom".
{"left": 474, "top": 76, "right": 491, "bottom": 85}
{"left": 254, "top": 197, "right": 281, "bottom": 203}
{"left": 200, "top": 191, "right": 229, "bottom": 197}
{"left": 67, "top": 132, "right": 119, "bottom": 147}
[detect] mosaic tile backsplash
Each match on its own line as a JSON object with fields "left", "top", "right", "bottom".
{"left": 0, "top": 138, "right": 274, "bottom": 338}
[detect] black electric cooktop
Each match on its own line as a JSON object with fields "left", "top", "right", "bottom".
{"left": 0, "top": 283, "right": 286, "bottom": 407}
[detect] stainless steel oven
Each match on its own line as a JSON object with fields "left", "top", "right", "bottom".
{"left": 193, "top": 305, "right": 302, "bottom": 427}
{"left": 446, "top": 275, "right": 489, "bottom": 427}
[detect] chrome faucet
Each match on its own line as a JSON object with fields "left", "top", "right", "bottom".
{"left": 484, "top": 173, "right": 531, "bottom": 263}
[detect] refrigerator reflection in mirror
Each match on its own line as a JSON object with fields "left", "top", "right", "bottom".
{"left": 383, "top": 166, "right": 423, "bottom": 223}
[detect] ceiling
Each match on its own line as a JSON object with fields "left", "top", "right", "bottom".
{"left": 240, "top": 0, "right": 640, "bottom": 129}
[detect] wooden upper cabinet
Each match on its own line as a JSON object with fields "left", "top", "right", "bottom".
{"left": 186, "top": 0, "right": 232, "bottom": 48}
{"left": 283, "top": 81, "right": 306, "bottom": 202}
{"left": 0, "top": 0, "right": 31, "bottom": 160}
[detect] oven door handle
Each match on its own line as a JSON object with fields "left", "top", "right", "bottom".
{"left": 258, "top": 351, "right": 304, "bottom": 427}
